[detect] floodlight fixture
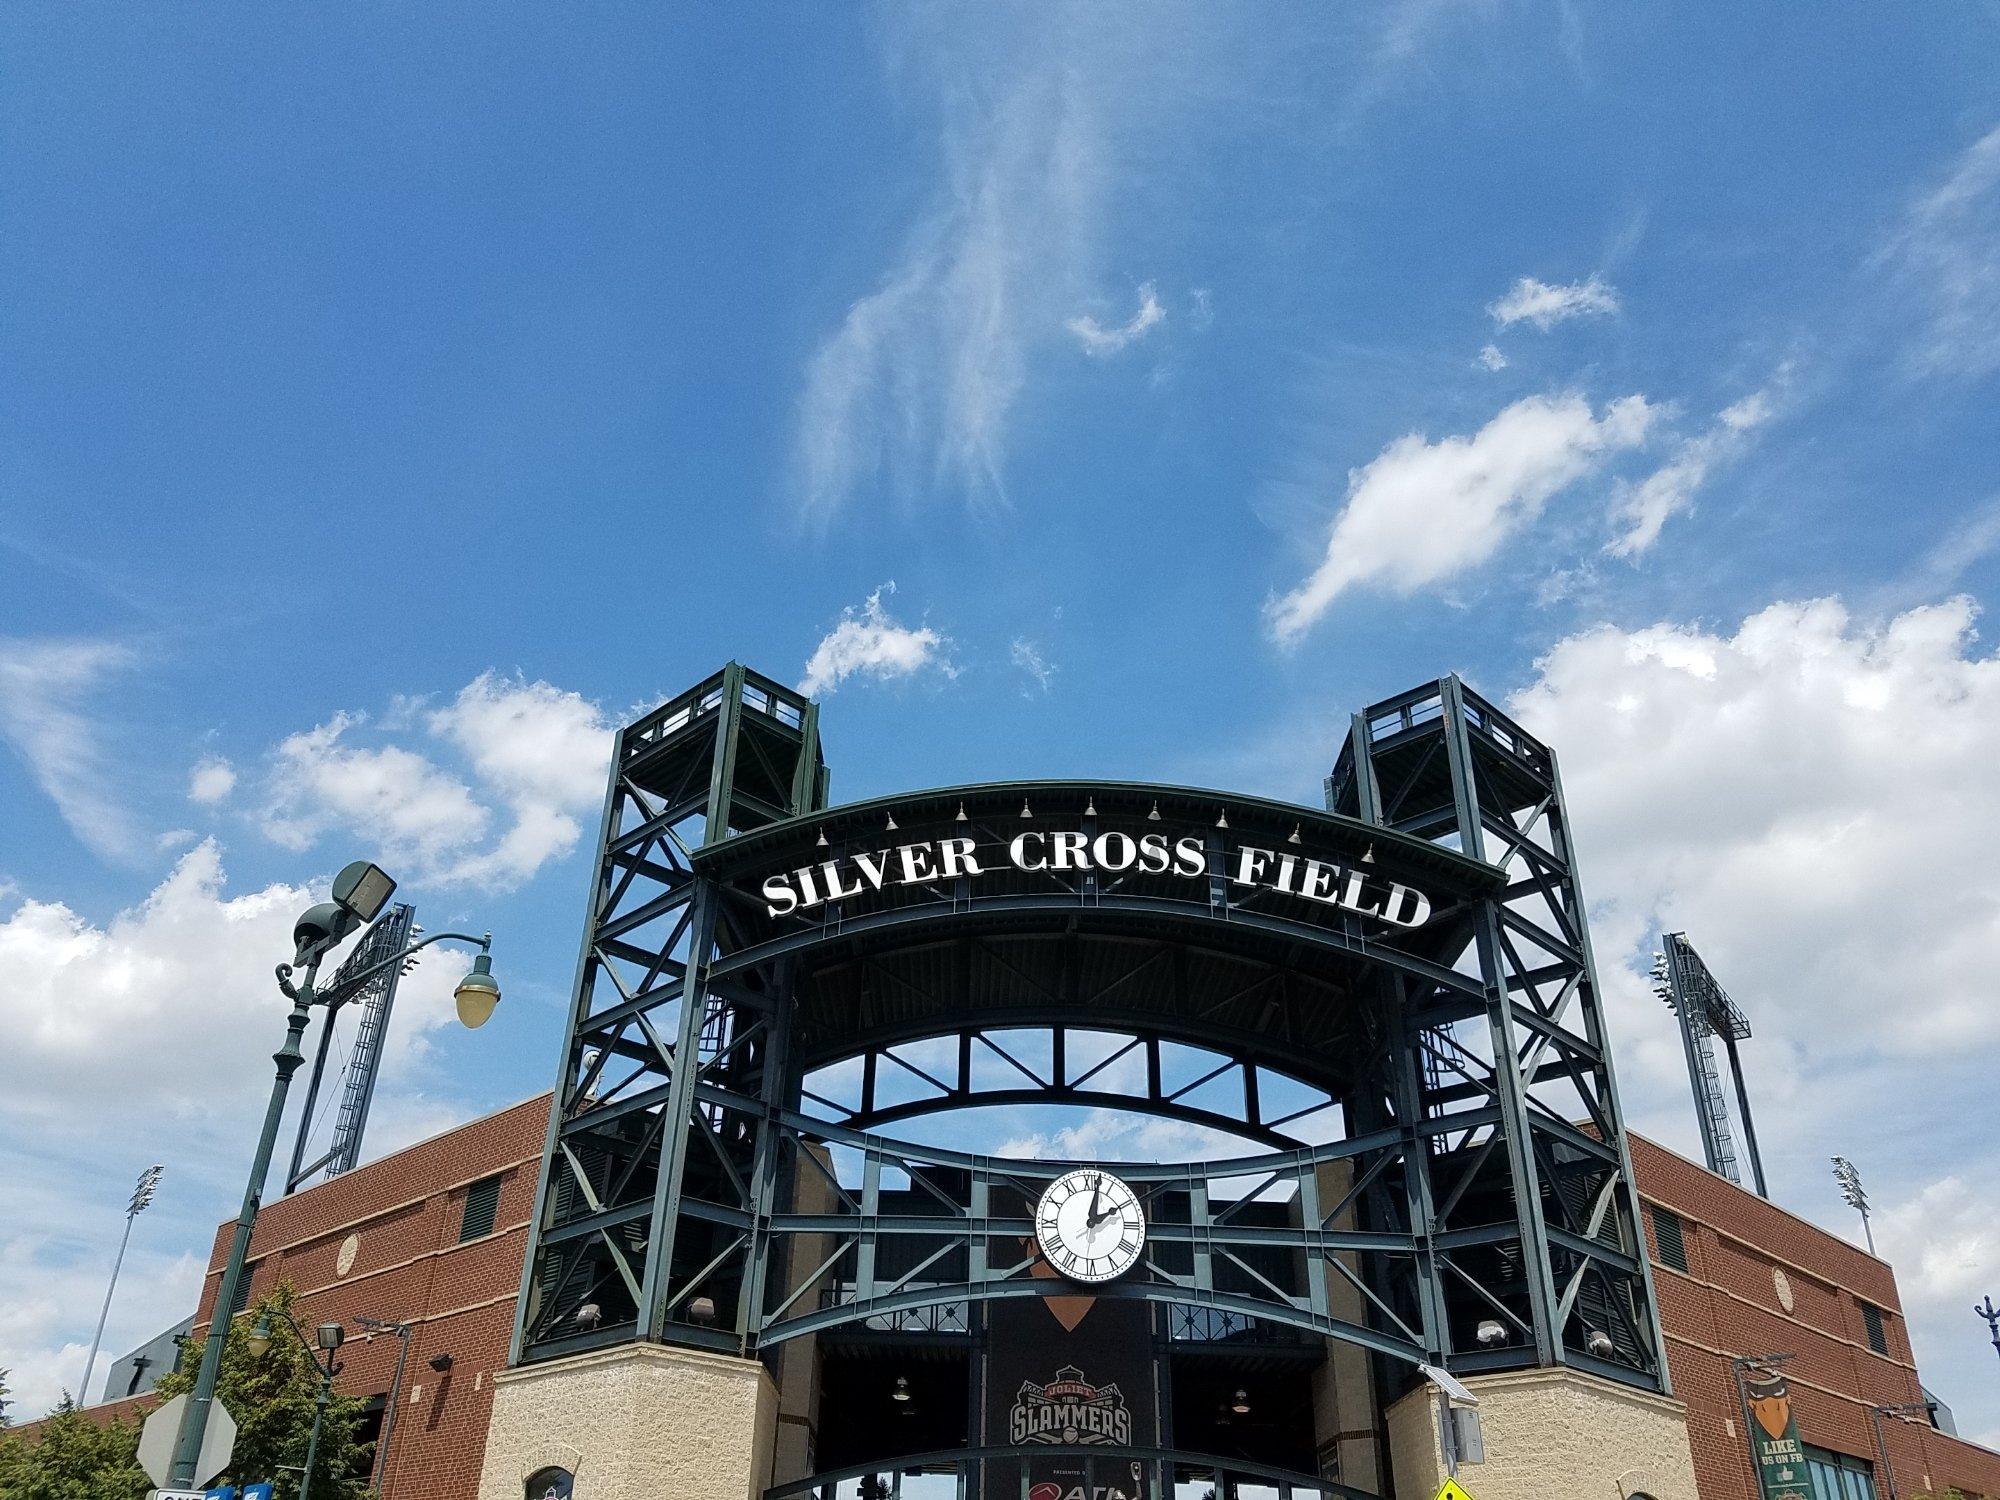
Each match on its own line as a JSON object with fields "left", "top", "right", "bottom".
{"left": 316, "top": 1321, "right": 345, "bottom": 1352}
{"left": 331, "top": 861, "right": 397, "bottom": 924}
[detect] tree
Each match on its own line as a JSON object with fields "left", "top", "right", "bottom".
{"left": 0, "top": 1366, "right": 12, "bottom": 1428}
{"left": 0, "top": 1394, "right": 150, "bottom": 1500}
{"left": 153, "top": 1284, "right": 374, "bottom": 1500}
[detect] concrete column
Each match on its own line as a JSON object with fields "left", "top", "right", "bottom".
{"left": 1310, "top": 1158, "right": 1384, "bottom": 1493}
{"left": 478, "top": 1343, "right": 778, "bottom": 1500}
{"left": 1384, "top": 1367, "right": 1698, "bottom": 1500}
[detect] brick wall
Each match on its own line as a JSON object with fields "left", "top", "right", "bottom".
{"left": 1632, "top": 1133, "right": 2000, "bottom": 1500}
{"left": 185, "top": 1093, "right": 553, "bottom": 1500}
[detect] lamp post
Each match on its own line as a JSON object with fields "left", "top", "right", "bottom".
{"left": 168, "top": 861, "right": 503, "bottom": 1491}
{"left": 1977, "top": 1297, "right": 2000, "bottom": 1371}
{"left": 1831, "top": 1155, "right": 1876, "bottom": 1254}
{"left": 355, "top": 1317, "right": 414, "bottom": 1498}
{"left": 1868, "top": 1400, "right": 1931, "bottom": 1500}
{"left": 79, "top": 1162, "right": 164, "bottom": 1405}
{"left": 248, "top": 1310, "right": 344, "bottom": 1500}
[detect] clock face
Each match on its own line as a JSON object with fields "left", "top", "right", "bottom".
{"left": 1034, "top": 1169, "right": 1146, "bottom": 1284}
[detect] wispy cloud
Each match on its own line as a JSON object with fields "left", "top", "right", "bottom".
{"left": 1881, "top": 122, "right": 2000, "bottom": 378}
{"left": 1606, "top": 376, "right": 1787, "bottom": 557}
{"left": 799, "top": 583, "right": 955, "bottom": 697}
{"left": 1488, "top": 274, "right": 1620, "bottom": 330}
{"left": 1010, "top": 637, "right": 1057, "bottom": 694}
{"left": 1477, "top": 343, "right": 1508, "bottom": 371}
{"left": 0, "top": 638, "right": 143, "bottom": 860}
{"left": 1267, "top": 392, "right": 1656, "bottom": 642}
{"left": 1067, "top": 282, "right": 1165, "bottom": 356}
{"left": 795, "top": 16, "right": 1110, "bottom": 521}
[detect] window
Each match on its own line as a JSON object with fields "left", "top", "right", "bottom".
{"left": 1859, "top": 1300, "right": 1889, "bottom": 1356}
{"left": 1650, "top": 1205, "right": 1688, "bottom": 1274}
{"left": 1802, "top": 1444, "right": 1877, "bottom": 1500}
{"left": 460, "top": 1174, "right": 502, "bottom": 1242}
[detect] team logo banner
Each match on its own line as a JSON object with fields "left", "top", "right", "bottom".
{"left": 984, "top": 1282, "right": 1156, "bottom": 1500}
{"left": 1742, "top": 1370, "right": 1810, "bottom": 1500}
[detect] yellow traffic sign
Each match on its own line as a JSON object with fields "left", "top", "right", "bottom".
{"left": 1434, "top": 1481, "right": 1477, "bottom": 1500}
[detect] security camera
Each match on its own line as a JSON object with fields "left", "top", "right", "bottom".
{"left": 1586, "top": 1330, "right": 1616, "bottom": 1358}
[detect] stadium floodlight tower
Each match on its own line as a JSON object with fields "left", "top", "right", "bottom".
{"left": 1651, "top": 932, "right": 1767, "bottom": 1197}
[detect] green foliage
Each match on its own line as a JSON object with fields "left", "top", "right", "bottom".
{"left": 0, "top": 1394, "right": 149, "bottom": 1500}
{"left": 153, "top": 1285, "right": 374, "bottom": 1500}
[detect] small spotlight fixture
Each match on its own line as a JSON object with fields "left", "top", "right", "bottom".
{"left": 1585, "top": 1329, "right": 1616, "bottom": 1359}
{"left": 1287, "top": 824, "right": 1303, "bottom": 845}
{"left": 1476, "top": 1319, "right": 1508, "bottom": 1347}
{"left": 573, "top": 1303, "right": 603, "bottom": 1330}
{"left": 956, "top": 803, "right": 969, "bottom": 823}
{"left": 1215, "top": 809, "right": 1228, "bottom": 829}
{"left": 892, "top": 1376, "right": 912, "bottom": 1403}
{"left": 1021, "top": 799, "right": 1033, "bottom": 819}
{"left": 885, "top": 813, "right": 898, "bottom": 832}
{"left": 1230, "top": 1389, "right": 1251, "bottom": 1415}
{"left": 316, "top": 1322, "right": 346, "bottom": 1353}
{"left": 688, "top": 1296, "right": 718, "bottom": 1326}
{"left": 1084, "top": 797, "right": 1097, "bottom": 817}
{"left": 1147, "top": 801, "right": 1161, "bottom": 821}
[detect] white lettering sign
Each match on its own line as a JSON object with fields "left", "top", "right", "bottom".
{"left": 757, "top": 829, "right": 1432, "bottom": 929}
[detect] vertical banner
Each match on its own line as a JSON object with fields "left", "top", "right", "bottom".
{"left": 984, "top": 1278, "right": 1157, "bottom": 1500}
{"left": 1739, "top": 1367, "right": 1811, "bottom": 1500}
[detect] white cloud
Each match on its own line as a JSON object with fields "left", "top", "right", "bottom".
{"left": 258, "top": 674, "right": 613, "bottom": 890}
{"left": 1512, "top": 595, "right": 2000, "bottom": 1058}
{"left": 1488, "top": 274, "right": 1620, "bottom": 330}
{"left": 0, "top": 841, "right": 476, "bottom": 1417}
{"left": 1267, "top": 392, "right": 1656, "bottom": 642}
{"left": 0, "top": 638, "right": 142, "bottom": 860}
{"left": 1188, "top": 287, "right": 1215, "bottom": 331}
{"left": 1509, "top": 595, "right": 2000, "bottom": 1431}
{"left": 1477, "top": 343, "right": 1508, "bottom": 371}
{"left": 1606, "top": 379, "right": 1784, "bottom": 556}
{"left": 187, "top": 755, "right": 237, "bottom": 805}
{"left": 1010, "top": 638, "right": 1057, "bottom": 694}
{"left": 1881, "top": 123, "right": 2000, "bottom": 378}
{"left": 1066, "top": 282, "right": 1166, "bottom": 356}
{"left": 799, "top": 584, "right": 954, "bottom": 697}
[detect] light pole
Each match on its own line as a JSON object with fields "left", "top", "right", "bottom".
{"left": 168, "top": 861, "right": 503, "bottom": 1490}
{"left": 1832, "top": 1155, "right": 1876, "bottom": 1254}
{"left": 247, "top": 1310, "right": 344, "bottom": 1500}
{"left": 355, "top": 1316, "right": 414, "bottom": 1498}
{"left": 1868, "top": 1400, "right": 1931, "bottom": 1500}
{"left": 79, "top": 1162, "right": 164, "bottom": 1405}
{"left": 1977, "top": 1297, "right": 2000, "bottom": 1371}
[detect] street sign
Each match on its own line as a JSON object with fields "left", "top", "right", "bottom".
{"left": 152, "top": 1489, "right": 210, "bottom": 1500}
{"left": 138, "top": 1394, "right": 237, "bottom": 1488}
{"left": 1434, "top": 1482, "right": 1477, "bottom": 1500}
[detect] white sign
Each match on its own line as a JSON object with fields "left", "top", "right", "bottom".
{"left": 138, "top": 1394, "right": 235, "bottom": 1489}
{"left": 759, "top": 828, "right": 1432, "bottom": 929}
{"left": 152, "top": 1489, "right": 210, "bottom": 1500}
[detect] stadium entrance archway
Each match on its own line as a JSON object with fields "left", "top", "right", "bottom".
{"left": 485, "top": 665, "right": 1688, "bottom": 1500}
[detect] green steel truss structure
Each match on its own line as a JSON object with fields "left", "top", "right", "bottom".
{"left": 510, "top": 666, "right": 1667, "bottom": 1397}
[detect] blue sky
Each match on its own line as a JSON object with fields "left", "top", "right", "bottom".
{"left": 5, "top": 0, "right": 2000, "bottom": 1446}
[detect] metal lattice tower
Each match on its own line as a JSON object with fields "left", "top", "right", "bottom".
{"left": 1651, "top": 932, "right": 1766, "bottom": 1197}
{"left": 284, "top": 902, "right": 418, "bottom": 1193}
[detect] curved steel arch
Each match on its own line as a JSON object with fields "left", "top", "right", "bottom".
{"left": 767, "top": 1443, "right": 1386, "bottom": 1500}
{"left": 796, "top": 1018, "right": 1344, "bottom": 1151}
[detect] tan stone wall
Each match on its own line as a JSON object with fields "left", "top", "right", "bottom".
{"left": 1385, "top": 1367, "right": 1699, "bottom": 1500}
{"left": 1310, "top": 1158, "right": 1384, "bottom": 1493}
{"left": 477, "top": 1344, "right": 778, "bottom": 1500}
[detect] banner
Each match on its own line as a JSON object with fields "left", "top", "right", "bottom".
{"left": 984, "top": 1269, "right": 1157, "bottom": 1500}
{"left": 1740, "top": 1368, "right": 1811, "bottom": 1500}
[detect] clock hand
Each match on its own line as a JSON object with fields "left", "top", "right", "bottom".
{"left": 1087, "top": 1174, "right": 1103, "bottom": 1226}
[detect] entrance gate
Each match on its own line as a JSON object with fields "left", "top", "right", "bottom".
{"left": 503, "top": 664, "right": 1668, "bottom": 1496}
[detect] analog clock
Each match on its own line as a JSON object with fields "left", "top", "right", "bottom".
{"left": 1034, "top": 1169, "right": 1146, "bottom": 1284}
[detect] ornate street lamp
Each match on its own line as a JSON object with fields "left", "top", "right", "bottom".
{"left": 167, "top": 862, "right": 502, "bottom": 1491}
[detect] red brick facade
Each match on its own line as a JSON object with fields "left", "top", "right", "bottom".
{"left": 184, "top": 1093, "right": 549, "bottom": 1500}
{"left": 43, "top": 1097, "right": 1999, "bottom": 1500}
{"left": 1633, "top": 1133, "right": 2000, "bottom": 1499}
